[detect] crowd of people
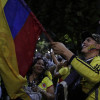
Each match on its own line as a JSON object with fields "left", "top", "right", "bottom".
{"left": 0, "top": 32, "right": 100, "bottom": 100}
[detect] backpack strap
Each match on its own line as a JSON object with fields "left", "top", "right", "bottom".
{"left": 86, "top": 82, "right": 100, "bottom": 98}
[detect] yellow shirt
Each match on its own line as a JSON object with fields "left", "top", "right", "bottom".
{"left": 71, "top": 56, "right": 100, "bottom": 100}
{"left": 38, "top": 76, "right": 53, "bottom": 100}
{"left": 58, "top": 67, "right": 70, "bottom": 83}
{"left": 38, "top": 76, "right": 53, "bottom": 91}
{"left": 25, "top": 73, "right": 53, "bottom": 100}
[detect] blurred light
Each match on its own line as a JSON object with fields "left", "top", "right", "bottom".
{"left": 38, "top": 37, "right": 40, "bottom": 40}
{"left": 48, "top": 51, "right": 50, "bottom": 53}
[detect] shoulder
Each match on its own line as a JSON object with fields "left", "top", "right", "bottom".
{"left": 42, "top": 76, "right": 52, "bottom": 83}
{"left": 59, "top": 67, "right": 69, "bottom": 74}
{"left": 45, "top": 70, "right": 52, "bottom": 80}
{"left": 93, "top": 56, "right": 100, "bottom": 60}
{"left": 91, "top": 56, "right": 100, "bottom": 65}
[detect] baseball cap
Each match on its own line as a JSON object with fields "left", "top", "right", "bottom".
{"left": 81, "top": 31, "right": 100, "bottom": 44}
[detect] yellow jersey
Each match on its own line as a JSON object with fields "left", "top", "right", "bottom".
{"left": 70, "top": 56, "right": 100, "bottom": 100}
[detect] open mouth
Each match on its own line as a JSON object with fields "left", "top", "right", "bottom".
{"left": 82, "top": 44, "right": 87, "bottom": 48}
{"left": 37, "top": 68, "right": 43, "bottom": 72}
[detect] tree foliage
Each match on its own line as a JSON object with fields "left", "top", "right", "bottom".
{"left": 36, "top": 38, "right": 49, "bottom": 54}
{"left": 25, "top": 0, "right": 100, "bottom": 54}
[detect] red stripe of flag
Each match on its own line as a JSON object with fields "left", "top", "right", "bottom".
{"left": 14, "top": 12, "right": 44, "bottom": 77}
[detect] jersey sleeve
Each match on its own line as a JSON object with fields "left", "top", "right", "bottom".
{"left": 38, "top": 77, "right": 53, "bottom": 91}
{"left": 59, "top": 67, "right": 69, "bottom": 76}
{"left": 70, "top": 56, "right": 100, "bottom": 83}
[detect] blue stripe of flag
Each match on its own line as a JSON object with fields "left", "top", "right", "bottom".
{"left": 4, "top": 0, "right": 30, "bottom": 38}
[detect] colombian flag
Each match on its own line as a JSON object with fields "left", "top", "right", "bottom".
{"left": 0, "top": 0, "right": 44, "bottom": 99}
{"left": 5, "top": 0, "right": 44, "bottom": 77}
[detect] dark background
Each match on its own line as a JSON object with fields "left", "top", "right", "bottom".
{"left": 25, "top": 0, "right": 100, "bottom": 54}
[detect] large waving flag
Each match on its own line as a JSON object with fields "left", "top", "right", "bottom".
{"left": 0, "top": 0, "right": 45, "bottom": 99}
{"left": 4, "top": 0, "right": 45, "bottom": 77}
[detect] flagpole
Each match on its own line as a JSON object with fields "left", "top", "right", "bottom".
{"left": 29, "top": 13, "right": 53, "bottom": 43}
{"left": 43, "top": 30, "right": 53, "bottom": 43}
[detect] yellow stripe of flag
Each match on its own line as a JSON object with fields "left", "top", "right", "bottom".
{"left": 0, "top": 0, "right": 31, "bottom": 99}
{"left": 1, "top": 0, "right": 7, "bottom": 8}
